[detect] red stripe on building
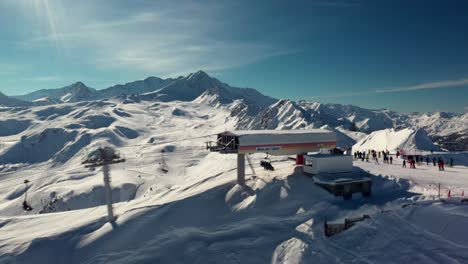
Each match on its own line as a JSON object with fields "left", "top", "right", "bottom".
{"left": 239, "top": 141, "right": 336, "bottom": 151}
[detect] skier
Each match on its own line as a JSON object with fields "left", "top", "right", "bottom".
{"left": 390, "top": 156, "right": 393, "bottom": 164}
{"left": 432, "top": 157, "right": 437, "bottom": 166}
{"left": 426, "top": 157, "right": 430, "bottom": 166}
{"left": 449, "top": 158, "right": 454, "bottom": 168}
{"left": 402, "top": 159, "right": 406, "bottom": 168}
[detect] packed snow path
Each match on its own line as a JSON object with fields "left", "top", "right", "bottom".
{"left": 354, "top": 157, "right": 468, "bottom": 197}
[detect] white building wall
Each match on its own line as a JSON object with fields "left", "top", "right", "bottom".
{"left": 303, "top": 155, "right": 352, "bottom": 174}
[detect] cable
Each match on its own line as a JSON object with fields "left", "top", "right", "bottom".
{"left": 116, "top": 133, "right": 220, "bottom": 149}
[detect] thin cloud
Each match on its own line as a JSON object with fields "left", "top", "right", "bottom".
{"left": 30, "top": 76, "right": 60, "bottom": 82}
{"left": 376, "top": 78, "right": 468, "bottom": 93}
{"left": 23, "top": 2, "right": 292, "bottom": 77}
{"left": 310, "top": 77, "right": 468, "bottom": 99}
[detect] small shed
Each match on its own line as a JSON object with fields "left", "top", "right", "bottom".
{"left": 303, "top": 154, "right": 352, "bottom": 175}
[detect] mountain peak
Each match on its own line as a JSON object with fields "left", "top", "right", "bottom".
{"left": 73, "top": 81, "right": 92, "bottom": 90}
{"left": 144, "top": 76, "right": 162, "bottom": 82}
{"left": 70, "top": 81, "right": 87, "bottom": 88}
{"left": 187, "top": 70, "right": 211, "bottom": 80}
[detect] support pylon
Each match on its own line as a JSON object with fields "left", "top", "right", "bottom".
{"left": 82, "top": 147, "right": 125, "bottom": 223}
{"left": 102, "top": 164, "right": 115, "bottom": 222}
{"left": 237, "top": 153, "right": 245, "bottom": 185}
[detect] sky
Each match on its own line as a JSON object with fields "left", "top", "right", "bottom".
{"left": 0, "top": 0, "right": 467, "bottom": 113}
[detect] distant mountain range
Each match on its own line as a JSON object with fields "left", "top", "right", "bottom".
{"left": 1, "top": 70, "right": 466, "bottom": 150}
{"left": 0, "top": 92, "right": 33, "bottom": 107}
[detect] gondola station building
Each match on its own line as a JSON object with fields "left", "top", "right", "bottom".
{"left": 206, "top": 129, "right": 353, "bottom": 184}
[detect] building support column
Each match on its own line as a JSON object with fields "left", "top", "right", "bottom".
{"left": 237, "top": 153, "right": 245, "bottom": 185}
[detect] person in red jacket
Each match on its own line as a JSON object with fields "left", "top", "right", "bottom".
{"left": 438, "top": 159, "right": 445, "bottom": 171}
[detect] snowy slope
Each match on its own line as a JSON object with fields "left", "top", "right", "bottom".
{"left": 320, "top": 125, "right": 367, "bottom": 149}
{"left": 11, "top": 71, "right": 466, "bottom": 151}
{"left": 238, "top": 99, "right": 313, "bottom": 130}
{"left": 352, "top": 128, "right": 442, "bottom": 153}
{"left": 0, "top": 94, "right": 467, "bottom": 263}
{"left": 335, "top": 125, "right": 367, "bottom": 142}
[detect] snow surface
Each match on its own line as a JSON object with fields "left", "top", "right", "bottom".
{"left": 352, "top": 128, "right": 442, "bottom": 153}
{"left": 0, "top": 94, "right": 467, "bottom": 263}
{"left": 3, "top": 71, "right": 466, "bottom": 152}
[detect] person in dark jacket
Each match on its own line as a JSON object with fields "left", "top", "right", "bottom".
{"left": 402, "top": 160, "right": 406, "bottom": 168}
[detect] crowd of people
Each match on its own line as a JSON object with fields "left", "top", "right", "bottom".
{"left": 353, "top": 149, "right": 454, "bottom": 171}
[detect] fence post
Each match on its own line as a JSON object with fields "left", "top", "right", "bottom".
{"left": 438, "top": 183, "right": 441, "bottom": 199}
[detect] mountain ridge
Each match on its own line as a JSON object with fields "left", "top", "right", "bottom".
{"left": 1, "top": 71, "right": 466, "bottom": 150}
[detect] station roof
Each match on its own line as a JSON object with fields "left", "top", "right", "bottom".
{"left": 220, "top": 129, "right": 334, "bottom": 137}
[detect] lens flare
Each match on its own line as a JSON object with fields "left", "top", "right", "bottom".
{"left": 28, "top": 0, "right": 63, "bottom": 52}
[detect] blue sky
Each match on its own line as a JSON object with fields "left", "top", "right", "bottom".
{"left": 1, "top": 0, "right": 467, "bottom": 113}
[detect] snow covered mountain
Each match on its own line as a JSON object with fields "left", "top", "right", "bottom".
{"left": 232, "top": 99, "right": 465, "bottom": 150}
{"left": 96, "top": 76, "right": 178, "bottom": 100}
{"left": 6, "top": 71, "right": 467, "bottom": 150}
{"left": 14, "top": 71, "right": 276, "bottom": 111}
{"left": 14, "top": 82, "right": 97, "bottom": 103}
{"left": 0, "top": 92, "right": 32, "bottom": 107}
{"left": 352, "top": 128, "right": 442, "bottom": 153}
{"left": 136, "top": 71, "right": 277, "bottom": 113}
{"left": 1, "top": 92, "right": 468, "bottom": 263}
{"left": 14, "top": 78, "right": 176, "bottom": 104}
